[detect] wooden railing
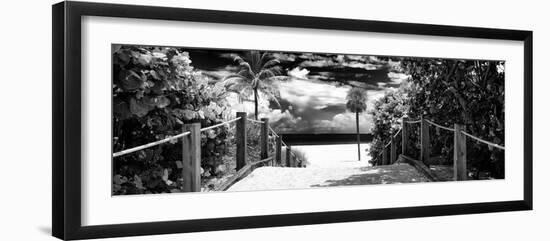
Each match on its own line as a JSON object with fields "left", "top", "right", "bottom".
{"left": 372, "top": 116, "right": 505, "bottom": 181}
{"left": 112, "top": 112, "right": 304, "bottom": 192}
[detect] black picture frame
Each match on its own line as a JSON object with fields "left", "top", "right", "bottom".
{"left": 52, "top": 1, "right": 533, "bottom": 240}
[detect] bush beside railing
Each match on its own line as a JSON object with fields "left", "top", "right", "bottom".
{"left": 372, "top": 116, "right": 505, "bottom": 181}
{"left": 113, "top": 112, "right": 304, "bottom": 192}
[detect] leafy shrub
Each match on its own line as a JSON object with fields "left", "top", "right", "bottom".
{"left": 281, "top": 148, "right": 309, "bottom": 167}
{"left": 368, "top": 86, "right": 409, "bottom": 165}
{"left": 369, "top": 59, "right": 505, "bottom": 179}
{"left": 403, "top": 58, "right": 505, "bottom": 179}
{"left": 112, "top": 45, "right": 232, "bottom": 195}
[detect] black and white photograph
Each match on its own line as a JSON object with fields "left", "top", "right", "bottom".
{"left": 0, "top": 0, "right": 545, "bottom": 240}
{"left": 112, "top": 45, "right": 505, "bottom": 195}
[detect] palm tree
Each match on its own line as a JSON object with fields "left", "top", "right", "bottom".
{"left": 346, "top": 87, "right": 368, "bottom": 161}
{"left": 223, "top": 51, "right": 285, "bottom": 119}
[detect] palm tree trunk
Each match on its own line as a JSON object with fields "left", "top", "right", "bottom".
{"left": 254, "top": 87, "right": 259, "bottom": 120}
{"left": 356, "top": 111, "right": 361, "bottom": 161}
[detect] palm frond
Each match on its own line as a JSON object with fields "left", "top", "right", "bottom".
{"left": 238, "top": 61, "right": 253, "bottom": 74}
{"left": 231, "top": 54, "right": 245, "bottom": 64}
{"left": 260, "top": 52, "right": 271, "bottom": 65}
{"left": 226, "top": 82, "right": 253, "bottom": 94}
{"left": 258, "top": 66, "right": 283, "bottom": 79}
{"left": 241, "top": 51, "right": 261, "bottom": 73}
{"left": 262, "top": 59, "right": 280, "bottom": 69}
{"left": 258, "top": 84, "right": 282, "bottom": 108}
{"left": 223, "top": 74, "right": 250, "bottom": 86}
{"left": 237, "top": 67, "right": 254, "bottom": 80}
{"left": 258, "top": 69, "right": 276, "bottom": 80}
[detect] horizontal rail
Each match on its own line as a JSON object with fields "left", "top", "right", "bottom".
{"left": 214, "top": 162, "right": 253, "bottom": 191}
{"left": 113, "top": 131, "right": 191, "bottom": 157}
{"left": 200, "top": 117, "right": 241, "bottom": 132}
{"left": 461, "top": 131, "right": 505, "bottom": 150}
{"left": 426, "top": 119, "right": 454, "bottom": 132}
{"left": 246, "top": 118, "right": 265, "bottom": 124}
{"left": 404, "top": 119, "right": 421, "bottom": 124}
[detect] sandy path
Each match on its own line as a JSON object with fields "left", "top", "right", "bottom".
{"left": 227, "top": 163, "right": 430, "bottom": 192}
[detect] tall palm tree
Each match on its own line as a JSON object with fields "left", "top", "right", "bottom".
{"left": 346, "top": 87, "right": 368, "bottom": 161}
{"left": 223, "top": 51, "right": 285, "bottom": 119}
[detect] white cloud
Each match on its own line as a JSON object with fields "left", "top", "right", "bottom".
{"left": 279, "top": 78, "right": 349, "bottom": 112}
{"left": 287, "top": 67, "right": 309, "bottom": 79}
{"left": 260, "top": 109, "right": 296, "bottom": 123}
{"left": 312, "top": 111, "right": 373, "bottom": 133}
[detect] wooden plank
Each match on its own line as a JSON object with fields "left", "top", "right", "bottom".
{"left": 236, "top": 112, "right": 247, "bottom": 171}
{"left": 286, "top": 146, "right": 292, "bottom": 167}
{"left": 390, "top": 136, "right": 397, "bottom": 164}
{"left": 275, "top": 136, "right": 282, "bottom": 166}
{"left": 402, "top": 117, "right": 409, "bottom": 156}
{"left": 182, "top": 123, "right": 201, "bottom": 192}
{"left": 215, "top": 156, "right": 274, "bottom": 191}
{"left": 400, "top": 155, "right": 438, "bottom": 182}
{"left": 420, "top": 117, "right": 431, "bottom": 166}
{"left": 454, "top": 124, "right": 468, "bottom": 180}
{"left": 260, "top": 118, "right": 269, "bottom": 160}
{"left": 382, "top": 147, "right": 388, "bottom": 165}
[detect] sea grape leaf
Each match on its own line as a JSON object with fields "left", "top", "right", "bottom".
{"left": 181, "top": 110, "right": 196, "bottom": 121}
{"left": 207, "top": 130, "right": 217, "bottom": 139}
{"left": 113, "top": 97, "right": 131, "bottom": 119}
{"left": 150, "top": 70, "right": 161, "bottom": 80}
{"left": 155, "top": 96, "right": 171, "bottom": 108}
{"left": 119, "top": 69, "right": 143, "bottom": 91}
{"left": 129, "top": 98, "right": 151, "bottom": 117}
{"left": 138, "top": 53, "right": 153, "bottom": 66}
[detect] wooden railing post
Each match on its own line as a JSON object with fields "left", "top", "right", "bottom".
{"left": 420, "top": 116, "right": 431, "bottom": 165}
{"left": 382, "top": 147, "right": 388, "bottom": 165}
{"left": 260, "top": 118, "right": 269, "bottom": 160}
{"left": 236, "top": 112, "right": 247, "bottom": 171}
{"left": 402, "top": 117, "right": 409, "bottom": 156}
{"left": 454, "top": 124, "right": 467, "bottom": 181}
{"left": 286, "top": 146, "right": 292, "bottom": 167}
{"left": 275, "top": 136, "right": 282, "bottom": 166}
{"left": 182, "top": 123, "right": 201, "bottom": 192}
{"left": 390, "top": 136, "right": 397, "bottom": 164}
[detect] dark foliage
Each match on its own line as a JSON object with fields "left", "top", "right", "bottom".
{"left": 370, "top": 58, "right": 505, "bottom": 179}
{"left": 112, "top": 45, "right": 232, "bottom": 195}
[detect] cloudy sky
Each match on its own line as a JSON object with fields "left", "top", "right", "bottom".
{"left": 184, "top": 49, "right": 408, "bottom": 134}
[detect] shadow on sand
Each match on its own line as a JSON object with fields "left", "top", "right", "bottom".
{"left": 310, "top": 164, "right": 430, "bottom": 187}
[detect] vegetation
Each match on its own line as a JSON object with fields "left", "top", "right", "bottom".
{"left": 368, "top": 87, "right": 409, "bottom": 163}
{"left": 111, "top": 44, "right": 506, "bottom": 194}
{"left": 369, "top": 59, "right": 505, "bottom": 179}
{"left": 223, "top": 51, "right": 286, "bottom": 119}
{"left": 112, "top": 45, "right": 233, "bottom": 195}
{"left": 281, "top": 148, "right": 309, "bottom": 167}
{"left": 346, "top": 87, "right": 368, "bottom": 161}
